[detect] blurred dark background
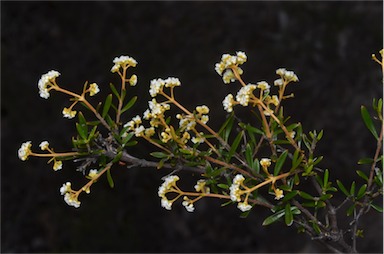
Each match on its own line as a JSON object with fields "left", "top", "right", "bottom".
{"left": 1, "top": 1, "right": 383, "bottom": 253}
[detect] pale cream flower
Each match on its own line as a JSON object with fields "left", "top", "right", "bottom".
{"left": 182, "top": 199, "right": 195, "bottom": 212}
{"left": 39, "top": 141, "right": 49, "bottom": 151}
{"left": 196, "top": 105, "right": 210, "bottom": 114}
{"left": 38, "top": 70, "right": 60, "bottom": 99}
{"left": 62, "top": 107, "right": 77, "bottom": 119}
{"left": 194, "top": 180, "right": 210, "bottom": 193}
{"left": 129, "top": 74, "right": 138, "bottom": 86}
{"left": 260, "top": 158, "right": 271, "bottom": 168}
{"left": 64, "top": 193, "right": 81, "bottom": 208}
{"left": 257, "top": 81, "right": 270, "bottom": 92}
{"left": 18, "top": 141, "right": 32, "bottom": 161}
{"left": 88, "top": 169, "right": 99, "bottom": 179}
{"left": 60, "top": 182, "right": 72, "bottom": 195}
{"left": 53, "top": 160, "right": 62, "bottom": 171}
{"left": 274, "top": 188, "right": 284, "bottom": 200}
{"left": 237, "top": 202, "right": 252, "bottom": 212}
{"left": 223, "top": 94, "right": 235, "bottom": 112}
{"left": 236, "top": 84, "right": 257, "bottom": 106}
{"left": 89, "top": 83, "right": 100, "bottom": 96}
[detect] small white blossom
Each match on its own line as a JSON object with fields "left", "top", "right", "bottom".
{"left": 88, "top": 169, "right": 99, "bottom": 179}
{"left": 260, "top": 158, "right": 271, "bottom": 168}
{"left": 62, "top": 108, "right": 77, "bottom": 119}
{"left": 60, "top": 182, "right": 72, "bottom": 195}
{"left": 274, "top": 78, "right": 284, "bottom": 86}
{"left": 236, "top": 84, "right": 257, "bottom": 106}
{"left": 39, "top": 141, "right": 49, "bottom": 151}
{"left": 223, "top": 94, "right": 235, "bottom": 112}
{"left": 64, "top": 193, "right": 81, "bottom": 208}
{"left": 182, "top": 201, "right": 195, "bottom": 212}
{"left": 89, "top": 83, "right": 100, "bottom": 96}
{"left": 194, "top": 180, "right": 210, "bottom": 193}
{"left": 274, "top": 188, "right": 284, "bottom": 200}
{"left": 38, "top": 70, "right": 60, "bottom": 99}
{"left": 237, "top": 202, "right": 252, "bottom": 212}
{"left": 134, "top": 125, "right": 145, "bottom": 137}
{"left": 192, "top": 134, "right": 205, "bottom": 144}
{"left": 53, "top": 160, "right": 62, "bottom": 171}
{"left": 164, "top": 77, "right": 181, "bottom": 88}
{"left": 149, "top": 78, "right": 165, "bottom": 97}
{"left": 161, "top": 198, "right": 173, "bottom": 210}
{"left": 257, "top": 81, "right": 270, "bottom": 92}
{"left": 196, "top": 105, "right": 210, "bottom": 114}
{"left": 18, "top": 141, "right": 32, "bottom": 161}
{"left": 129, "top": 74, "right": 138, "bottom": 86}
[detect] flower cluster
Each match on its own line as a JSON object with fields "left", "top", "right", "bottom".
{"left": 275, "top": 68, "right": 299, "bottom": 84}
{"left": 38, "top": 70, "right": 60, "bottom": 99}
{"left": 229, "top": 174, "right": 252, "bottom": 212}
{"left": 111, "top": 55, "right": 137, "bottom": 73}
{"left": 62, "top": 107, "right": 77, "bottom": 119}
{"left": 88, "top": 83, "right": 100, "bottom": 96}
{"left": 149, "top": 77, "right": 181, "bottom": 97}
{"left": 215, "top": 52, "right": 247, "bottom": 84}
{"left": 158, "top": 175, "right": 180, "bottom": 210}
{"left": 18, "top": 141, "right": 32, "bottom": 161}
{"left": 60, "top": 182, "right": 81, "bottom": 208}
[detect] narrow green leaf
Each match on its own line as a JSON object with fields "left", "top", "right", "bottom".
{"left": 361, "top": 105, "right": 379, "bottom": 140}
{"left": 121, "top": 96, "right": 138, "bottom": 113}
{"left": 319, "top": 194, "right": 333, "bottom": 201}
{"left": 358, "top": 158, "right": 374, "bottom": 165}
{"left": 88, "top": 126, "right": 98, "bottom": 140}
{"left": 76, "top": 123, "right": 87, "bottom": 140}
{"left": 323, "top": 169, "right": 329, "bottom": 187}
{"left": 102, "top": 94, "right": 113, "bottom": 118}
{"left": 350, "top": 181, "right": 356, "bottom": 196}
{"left": 228, "top": 131, "right": 243, "bottom": 159}
{"left": 262, "top": 210, "right": 285, "bottom": 226}
{"left": 337, "top": 180, "right": 350, "bottom": 196}
{"left": 312, "top": 221, "right": 321, "bottom": 234}
{"left": 299, "top": 191, "right": 314, "bottom": 200}
{"left": 245, "top": 144, "right": 254, "bottom": 168}
{"left": 317, "top": 130, "right": 324, "bottom": 141}
{"left": 370, "top": 203, "right": 383, "bottom": 212}
{"left": 106, "top": 168, "right": 114, "bottom": 188}
{"left": 78, "top": 112, "right": 87, "bottom": 127}
{"left": 285, "top": 203, "right": 293, "bottom": 226}
{"left": 357, "top": 184, "right": 367, "bottom": 199}
{"left": 111, "top": 151, "right": 123, "bottom": 163}
{"left": 252, "top": 158, "right": 260, "bottom": 176}
{"left": 274, "top": 150, "right": 288, "bottom": 176}
{"left": 218, "top": 113, "right": 234, "bottom": 141}
{"left": 356, "top": 170, "right": 369, "bottom": 181}
{"left": 346, "top": 204, "right": 355, "bottom": 216}
{"left": 282, "top": 190, "right": 298, "bottom": 202}
{"left": 217, "top": 183, "right": 229, "bottom": 189}
{"left": 150, "top": 152, "right": 169, "bottom": 159}
{"left": 109, "top": 83, "right": 120, "bottom": 99}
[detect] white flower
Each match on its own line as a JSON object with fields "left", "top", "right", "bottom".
{"left": 182, "top": 201, "right": 195, "bottom": 212}
{"left": 60, "top": 182, "right": 72, "bottom": 195}
{"left": 18, "top": 141, "right": 32, "bottom": 161}
{"left": 236, "top": 84, "right": 257, "bottom": 106}
{"left": 129, "top": 74, "right": 138, "bottom": 86}
{"left": 161, "top": 198, "right": 172, "bottom": 210}
{"left": 196, "top": 105, "right": 209, "bottom": 114}
{"left": 257, "top": 81, "right": 270, "bottom": 92}
{"left": 132, "top": 115, "right": 142, "bottom": 124}
{"left": 276, "top": 68, "right": 287, "bottom": 76}
{"left": 164, "top": 77, "right": 181, "bottom": 88}
{"left": 89, "top": 83, "right": 100, "bottom": 96}
{"left": 62, "top": 108, "right": 77, "bottom": 119}
{"left": 53, "top": 160, "right": 62, "bottom": 171}
{"left": 88, "top": 169, "right": 99, "bottom": 179}
{"left": 229, "top": 183, "right": 241, "bottom": 202}
{"left": 215, "top": 52, "right": 247, "bottom": 77}
{"left": 149, "top": 78, "right": 165, "bottom": 97}
{"left": 39, "top": 141, "right": 49, "bottom": 151}
{"left": 192, "top": 134, "right": 205, "bottom": 144}
{"left": 200, "top": 115, "right": 209, "bottom": 124}
{"left": 233, "top": 174, "right": 245, "bottom": 185}
{"left": 260, "top": 158, "right": 271, "bottom": 168}
{"left": 64, "top": 193, "right": 81, "bottom": 208}
{"left": 222, "top": 69, "right": 236, "bottom": 84}
{"left": 274, "top": 78, "right": 284, "bottom": 86}
{"left": 38, "top": 70, "right": 60, "bottom": 99}
{"left": 158, "top": 175, "right": 180, "bottom": 198}
{"left": 274, "top": 188, "right": 284, "bottom": 200}
{"left": 237, "top": 202, "right": 252, "bottom": 212}
{"left": 134, "top": 125, "right": 145, "bottom": 137}
{"left": 194, "top": 180, "right": 209, "bottom": 193}
{"left": 223, "top": 94, "right": 235, "bottom": 112}
{"left": 111, "top": 55, "right": 137, "bottom": 73}
{"left": 270, "top": 95, "right": 279, "bottom": 106}
{"left": 236, "top": 51, "right": 247, "bottom": 64}
{"left": 143, "top": 109, "right": 152, "bottom": 120}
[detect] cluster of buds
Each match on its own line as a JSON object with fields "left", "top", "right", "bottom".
{"left": 215, "top": 52, "right": 247, "bottom": 84}
{"left": 149, "top": 77, "right": 181, "bottom": 97}
{"left": 18, "top": 141, "right": 65, "bottom": 171}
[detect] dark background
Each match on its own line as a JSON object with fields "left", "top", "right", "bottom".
{"left": 1, "top": 1, "right": 383, "bottom": 253}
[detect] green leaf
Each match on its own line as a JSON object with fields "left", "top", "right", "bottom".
{"left": 121, "top": 96, "right": 138, "bottom": 113}
{"left": 346, "top": 204, "right": 355, "bottom": 216}
{"left": 150, "top": 152, "right": 169, "bottom": 159}
{"left": 88, "top": 126, "right": 98, "bottom": 140}
{"left": 228, "top": 131, "right": 243, "bottom": 159}
{"left": 109, "top": 83, "right": 120, "bottom": 99}
{"left": 262, "top": 210, "right": 285, "bottom": 226}
{"left": 317, "top": 130, "right": 324, "bottom": 141}
{"left": 102, "top": 94, "right": 113, "bottom": 118}
{"left": 111, "top": 151, "right": 123, "bottom": 163}
{"left": 245, "top": 144, "right": 254, "bottom": 168}
{"left": 323, "top": 169, "right": 329, "bottom": 187}
{"left": 218, "top": 113, "right": 234, "bottom": 142}
{"left": 370, "top": 203, "right": 383, "bottom": 212}
{"left": 285, "top": 203, "right": 293, "bottom": 226}
{"left": 78, "top": 111, "right": 87, "bottom": 127}
{"left": 299, "top": 191, "right": 314, "bottom": 200}
{"left": 282, "top": 190, "right": 298, "bottom": 202}
{"left": 217, "top": 183, "right": 229, "bottom": 189}
{"left": 106, "top": 168, "right": 114, "bottom": 188}
{"left": 356, "top": 170, "right": 369, "bottom": 181}
{"left": 274, "top": 150, "right": 288, "bottom": 176}
{"left": 251, "top": 158, "right": 260, "bottom": 176}
{"left": 357, "top": 184, "right": 367, "bottom": 199}
{"left": 361, "top": 105, "right": 379, "bottom": 140}
{"left": 358, "top": 158, "right": 374, "bottom": 165}
{"left": 337, "top": 180, "right": 350, "bottom": 196}
{"left": 76, "top": 123, "right": 88, "bottom": 140}
{"left": 350, "top": 181, "right": 356, "bottom": 196}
